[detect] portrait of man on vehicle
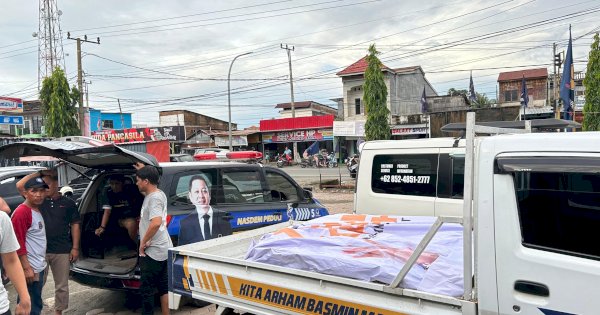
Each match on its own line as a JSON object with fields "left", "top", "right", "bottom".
{"left": 178, "top": 174, "right": 232, "bottom": 246}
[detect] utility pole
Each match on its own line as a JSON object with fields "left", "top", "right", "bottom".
{"left": 117, "top": 99, "right": 125, "bottom": 129}
{"left": 281, "top": 43, "right": 299, "bottom": 162}
{"left": 67, "top": 33, "right": 100, "bottom": 135}
{"left": 553, "top": 43, "right": 562, "bottom": 119}
{"left": 84, "top": 80, "right": 91, "bottom": 109}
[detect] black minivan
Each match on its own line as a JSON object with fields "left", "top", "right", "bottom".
{"left": 0, "top": 137, "right": 328, "bottom": 291}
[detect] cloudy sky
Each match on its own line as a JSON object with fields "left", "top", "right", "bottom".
{"left": 1, "top": 0, "right": 598, "bottom": 128}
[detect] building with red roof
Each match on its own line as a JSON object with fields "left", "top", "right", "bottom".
{"left": 497, "top": 68, "right": 550, "bottom": 114}
{"left": 336, "top": 56, "right": 437, "bottom": 123}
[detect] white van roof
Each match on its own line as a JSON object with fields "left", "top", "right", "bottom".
{"left": 362, "top": 137, "right": 466, "bottom": 150}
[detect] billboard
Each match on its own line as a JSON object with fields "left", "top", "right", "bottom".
{"left": 0, "top": 97, "right": 24, "bottom": 113}
{"left": 263, "top": 129, "right": 333, "bottom": 143}
{"left": 91, "top": 126, "right": 185, "bottom": 143}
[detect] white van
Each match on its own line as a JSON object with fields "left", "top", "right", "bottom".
{"left": 355, "top": 137, "right": 465, "bottom": 216}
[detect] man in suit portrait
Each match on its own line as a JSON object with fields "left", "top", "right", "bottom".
{"left": 178, "top": 175, "right": 232, "bottom": 246}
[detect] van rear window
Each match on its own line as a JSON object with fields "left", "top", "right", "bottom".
{"left": 371, "top": 154, "right": 437, "bottom": 197}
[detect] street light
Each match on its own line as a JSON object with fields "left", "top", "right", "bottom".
{"left": 228, "top": 51, "right": 253, "bottom": 151}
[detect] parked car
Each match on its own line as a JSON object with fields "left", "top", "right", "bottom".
{"left": 0, "top": 166, "right": 45, "bottom": 211}
{"left": 169, "top": 153, "right": 195, "bottom": 162}
{"left": 0, "top": 137, "right": 329, "bottom": 292}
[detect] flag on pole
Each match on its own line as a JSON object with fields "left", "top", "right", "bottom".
{"left": 468, "top": 71, "right": 477, "bottom": 104}
{"left": 560, "top": 25, "right": 574, "bottom": 119}
{"left": 306, "top": 141, "right": 320, "bottom": 156}
{"left": 520, "top": 75, "right": 529, "bottom": 108}
{"left": 420, "top": 86, "right": 428, "bottom": 113}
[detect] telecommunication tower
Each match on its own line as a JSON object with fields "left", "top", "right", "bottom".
{"left": 35, "top": 0, "right": 66, "bottom": 90}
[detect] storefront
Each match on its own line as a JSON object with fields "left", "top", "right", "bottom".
{"left": 333, "top": 120, "right": 365, "bottom": 158}
{"left": 390, "top": 123, "right": 429, "bottom": 140}
{"left": 260, "top": 115, "right": 334, "bottom": 159}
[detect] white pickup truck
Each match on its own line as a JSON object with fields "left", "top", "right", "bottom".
{"left": 168, "top": 113, "right": 600, "bottom": 315}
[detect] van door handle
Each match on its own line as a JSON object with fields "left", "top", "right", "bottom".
{"left": 514, "top": 280, "right": 549, "bottom": 297}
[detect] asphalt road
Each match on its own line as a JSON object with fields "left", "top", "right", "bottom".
{"left": 6, "top": 169, "right": 354, "bottom": 315}
{"left": 276, "top": 164, "right": 351, "bottom": 184}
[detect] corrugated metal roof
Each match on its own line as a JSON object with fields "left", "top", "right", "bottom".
{"left": 498, "top": 68, "right": 548, "bottom": 82}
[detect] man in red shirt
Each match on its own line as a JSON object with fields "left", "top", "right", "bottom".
{"left": 11, "top": 176, "right": 48, "bottom": 315}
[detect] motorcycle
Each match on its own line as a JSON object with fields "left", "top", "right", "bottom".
{"left": 300, "top": 155, "right": 317, "bottom": 168}
{"left": 326, "top": 153, "right": 338, "bottom": 168}
{"left": 276, "top": 153, "right": 293, "bottom": 168}
{"left": 346, "top": 154, "right": 359, "bottom": 178}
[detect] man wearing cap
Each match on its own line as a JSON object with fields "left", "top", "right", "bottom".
{"left": 17, "top": 169, "right": 81, "bottom": 315}
{"left": 11, "top": 176, "right": 48, "bottom": 315}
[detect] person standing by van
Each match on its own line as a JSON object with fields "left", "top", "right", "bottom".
{"left": 0, "top": 210, "right": 31, "bottom": 315}
{"left": 17, "top": 169, "right": 81, "bottom": 315}
{"left": 11, "top": 176, "right": 48, "bottom": 315}
{"left": 135, "top": 165, "right": 172, "bottom": 315}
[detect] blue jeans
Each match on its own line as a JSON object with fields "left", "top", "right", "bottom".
{"left": 18, "top": 268, "right": 45, "bottom": 315}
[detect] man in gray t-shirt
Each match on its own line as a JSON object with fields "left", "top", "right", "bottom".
{"left": 135, "top": 164, "right": 172, "bottom": 315}
{"left": 0, "top": 211, "right": 30, "bottom": 315}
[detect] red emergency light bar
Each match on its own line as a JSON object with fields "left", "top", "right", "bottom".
{"left": 194, "top": 151, "right": 263, "bottom": 161}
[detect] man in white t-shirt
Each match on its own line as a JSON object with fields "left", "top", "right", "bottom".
{"left": 135, "top": 164, "right": 172, "bottom": 315}
{"left": 0, "top": 211, "right": 30, "bottom": 315}
{"left": 11, "top": 176, "right": 48, "bottom": 315}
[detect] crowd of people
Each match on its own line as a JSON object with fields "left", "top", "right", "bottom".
{"left": 0, "top": 163, "right": 173, "bottom": 315}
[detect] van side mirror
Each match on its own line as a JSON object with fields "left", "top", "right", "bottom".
{"left": 303, "top": 189, "right": 313, "bottom": 199}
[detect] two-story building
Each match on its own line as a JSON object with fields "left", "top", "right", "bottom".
{"left": 497, "top": 68, "right": 553, "bottom": 119}
{"left": 334, "top": 56, "right": 438, "bottom": 155}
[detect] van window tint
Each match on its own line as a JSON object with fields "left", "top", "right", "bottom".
{"left": 437, "top": 154, "right": 464, "bottom": 199}
{"left": 371, "top": 154, "right": 438, "bottom": 197}
{"left": 222, "top": 170, "right": 264, "bottom": 204}
{"left": 514, "top": 170, "right": 600, "bottom": 260}
{"left": 265, "top": 171, "right": 299, "bottom": 202}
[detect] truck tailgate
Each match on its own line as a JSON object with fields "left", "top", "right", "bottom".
{"left": 169, "top": 222, "right": 474, "bottom": 315}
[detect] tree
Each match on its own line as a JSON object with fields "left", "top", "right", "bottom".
{"left": 447, "top": 88, "right": 467, "bottom": 96}
{"left": 583, "top": 32, "right": 600, "bottom": 131}
{"left": 363, "top": 44, "right": 390, "bottom": 141}
{"left": 475, "top": 92, "right": 493, "bottom": 107}
{"left": 40, "top": 67, "right": 81, "bottom": 137}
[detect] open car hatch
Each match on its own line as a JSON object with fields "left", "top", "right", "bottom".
{"left": 0, "top": 136, "right": 160, "bottom": 170}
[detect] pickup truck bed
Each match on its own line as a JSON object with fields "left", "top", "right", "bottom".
{"left": 168, "top": 222, "right": 476, "bottom": 315}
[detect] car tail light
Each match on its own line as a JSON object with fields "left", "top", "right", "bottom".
{"left": 122, "top": 279, "right": 141, "bottom": 289}
{"left": 166, "top": 215, "right": 173, "bottom": 226}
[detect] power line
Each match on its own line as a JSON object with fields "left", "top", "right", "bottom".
{"left": 74, "top": 0, "right": 380, "bottom": 38}
{"left": 68, "top": 0, "right": 294, "bottom": 33}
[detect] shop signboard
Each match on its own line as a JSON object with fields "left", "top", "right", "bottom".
{"left": 91, "top": 125, "right": 185, "bottom": 143}
{"left": 333, "top": 121, "right": 365, "bottom": 137}
{"left": 391, "top": 124, "right": 427, "bottom": 136}
{"left": 214, "top": 135, "right": 248, "bottom": 147}
{"left": 0, "top": 116, "right": 23, "bottom": 125}
{"left": 0, "top": 97, "right": 24, "bottom": 113}
{"left": 263, "top": 129, "right": 333, "bottom": 143}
